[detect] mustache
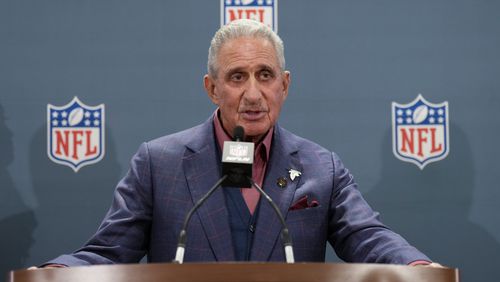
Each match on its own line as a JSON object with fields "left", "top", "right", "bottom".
{"left": 238, "top": 107, "right": 269, "bottom": 113}
{"left": 238, "top": 103, "right": 268, "bottom": 113}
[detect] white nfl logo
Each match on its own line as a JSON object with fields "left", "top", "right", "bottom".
{"left": 229, "top": 144, "right": 248, "bottom": 157}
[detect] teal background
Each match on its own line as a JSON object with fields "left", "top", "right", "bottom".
{"left": 1, "top": 1, "right": 499, "bottom": 281}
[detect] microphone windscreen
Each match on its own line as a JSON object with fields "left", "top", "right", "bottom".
{"left": 233, "top": 126, "right": 245, "bottom": 142}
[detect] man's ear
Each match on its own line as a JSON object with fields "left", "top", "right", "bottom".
{"left": 204, "top": 74, "right": 218, "bottom": 105}
{"left": 282, "top": 71, "right": 291, "bottom": 100}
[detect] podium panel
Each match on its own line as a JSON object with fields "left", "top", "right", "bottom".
{"left": 9, "top": 263, "right": 459, "bottom": 282}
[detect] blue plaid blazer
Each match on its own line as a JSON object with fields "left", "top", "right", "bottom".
{"left": 48, "top": 117, "right": 429, "bottom": 266}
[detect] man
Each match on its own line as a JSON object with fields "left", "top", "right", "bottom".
{"left": 43, "top": 19, "right": 433, "bottom": 266}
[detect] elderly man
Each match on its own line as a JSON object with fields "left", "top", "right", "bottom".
{"left": 43, "top": 19, "right": 432, "bottom": 266}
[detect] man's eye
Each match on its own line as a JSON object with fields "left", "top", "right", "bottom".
{"left": 259, "top": 70, "right": 273, "bottom": 80}
{"left": 230, "top": 73, "right": 244, "bottom": 81}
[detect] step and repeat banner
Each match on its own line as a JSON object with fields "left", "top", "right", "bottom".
{"left": 1, "top": 1, "right": 499, "bottom": 281}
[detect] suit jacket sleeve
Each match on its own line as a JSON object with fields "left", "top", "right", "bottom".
{"left": 328, "top": 152, "right": 431, "bottom": 264}
{"left": 44, "top": 142, "right": 153, "bottom": 266}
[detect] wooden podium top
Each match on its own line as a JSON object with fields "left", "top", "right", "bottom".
{"left": 9, "top": 263, "right": 459, "bottom": 282}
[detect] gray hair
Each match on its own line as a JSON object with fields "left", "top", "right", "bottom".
{"left": 207, "top": 19, "right": 285, "bottom": 78}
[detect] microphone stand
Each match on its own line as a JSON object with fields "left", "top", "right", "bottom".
{"left": 248, "top": 177, "right": 295, "bottom": 264}
{"left": 173, "top": 174, "right": 228, "bottom": 264}
{"left": 173, "top": 174, "right": 295, "bottom": 264}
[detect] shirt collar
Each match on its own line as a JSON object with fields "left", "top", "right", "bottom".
{"left": 213, "top": 109, "right": 273, "bottom": 161}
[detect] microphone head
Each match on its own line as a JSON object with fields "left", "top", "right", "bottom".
{"left": 233, "top": 126, "right": 245, "bottom": 142}
{"left": 222, "top": 125, "right": 253, "bottom": 187}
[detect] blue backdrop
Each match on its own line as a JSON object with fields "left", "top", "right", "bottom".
{"left": 1, "top": 1, "right": 499, "bottom": 281}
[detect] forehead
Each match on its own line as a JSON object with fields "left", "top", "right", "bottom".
{"left": 217, "top": 37, "right": 280, "bottom": 72}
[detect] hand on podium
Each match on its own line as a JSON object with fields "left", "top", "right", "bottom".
{"left": 27, "top": 264, "right": 67, "bottom": 270}
{"left": 415, "top": 262, "right": 445, "bottom": 268}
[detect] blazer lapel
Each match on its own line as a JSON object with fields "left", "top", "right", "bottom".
{"left": 250, "top": 126, "right": 303, "bottom": 261}
{"left": 183, "top": 119, "right": 235, "bottom": 261}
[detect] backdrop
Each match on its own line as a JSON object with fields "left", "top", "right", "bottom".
{"left": 1, "top": 1, "right": 499, "bottom": 282}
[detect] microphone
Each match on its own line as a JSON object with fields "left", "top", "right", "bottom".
{"left": 174, "top": 126, "right": 294, "bottom": 264}
{"left": 233, "top": 125, "right": 244, "bottom": 141}
{"left": 225, "top": 126, "right": 295, "bottom": 262}
{"left": 174, "top": 126, "right": 249, "bottom": 263}
{"left": 221, "top": 126, "right": 254, "bottom": 187}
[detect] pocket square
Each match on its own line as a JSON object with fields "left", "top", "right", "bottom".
{"left": 289, "top": 195, "right": 319, "bottom": 211}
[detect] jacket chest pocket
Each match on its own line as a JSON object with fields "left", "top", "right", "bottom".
{"left": 285, "top": 207, "right": 328, "bottom": 251}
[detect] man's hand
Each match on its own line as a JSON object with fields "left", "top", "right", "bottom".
{"left": 424, "top": 262, "right": 445, "bottom": 268}
{"left": 415, "top": 262, "right": 445, "bottom": 268}
{"left": 28, "top": 264, "right": 66, "bottom": 270}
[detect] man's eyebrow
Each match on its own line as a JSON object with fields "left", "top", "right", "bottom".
{"left": 226, "top": 64, "right": 276, "bottom": 72}
{"left": 225, "top": 67, "right": 245, "bottom": 74}
{"left": 256, "top": 64, "right": 275, "bottom": 71}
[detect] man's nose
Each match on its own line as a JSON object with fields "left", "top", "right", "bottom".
{"left": 243, "top": 76, "right": 262, "bottom": 102}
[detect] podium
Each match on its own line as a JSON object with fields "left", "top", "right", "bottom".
{"left": 9, "top": 263, "right": 459, "bottom": 282}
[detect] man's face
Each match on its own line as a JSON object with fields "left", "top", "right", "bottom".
{"left": 204, "top": 36, "right": 290, "bottom": 142}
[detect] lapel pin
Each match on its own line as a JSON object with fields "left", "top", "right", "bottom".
{"left": 277, "top": 177, "right": 287, "bottom": 188}
{"left": 288, "top": 169, "right": 302, "bottom": 182}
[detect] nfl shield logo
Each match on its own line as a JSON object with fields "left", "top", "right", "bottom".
{"left": 392, "top": 94, "right": 449, "bottom": 169}
{"left": 47, "top": 97, "right": 105, "bottom": 172}
{"left": 221, "top": 0, "right": 278, "bottom": 32}
{"left": 229, "top": 144, "right": 248, "bottom": 157}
